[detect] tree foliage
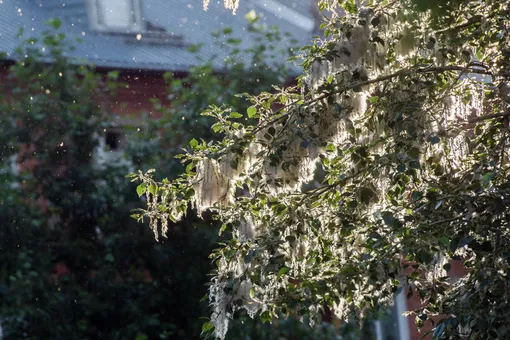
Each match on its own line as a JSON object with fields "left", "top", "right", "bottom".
{"left": 134, "top": 0, "right": 510, "bottom": 338}
{"left": 0, "top": 23, "right": 217, "bottom": 340}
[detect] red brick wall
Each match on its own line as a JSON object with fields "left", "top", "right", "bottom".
{"left": 405, "top": 259, "right": 468, "bottom": 340}
{"left": 107, "top": 72, "right": 170, "bottom": 117}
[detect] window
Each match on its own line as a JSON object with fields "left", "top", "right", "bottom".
{"left": 87, "top": 0, "right": 144, "bottom": 33}
{"left": 105, "top": 129, "right": 124, "bottom": 151}
{"left": 92, "top": 128, "right": 132, "bottom": 170}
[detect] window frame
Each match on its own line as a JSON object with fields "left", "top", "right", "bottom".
{"left": 87, "top": 0, "right": 145, "bottom": 33}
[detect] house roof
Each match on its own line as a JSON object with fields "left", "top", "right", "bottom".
{"left": 0, "top": 0, "right": 316, "bottom": 72}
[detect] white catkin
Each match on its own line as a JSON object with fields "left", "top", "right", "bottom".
{"left": 298, "top": 155, "right": 319, "bottom": 183}
{"left": 224, "top": 0, "right": 240, "bottom": 14}
{"left": 447, "top": 134, "right": 470, "bottom": 170}
{"left": 161, "top": 214, "right": 168, "bottom": 238}
{"left": 237, "top": 217, "right": 255, "bottom": 242}
{"left": 243, "top": 142, "right": 259, "bottom": 172}
{"left": 332, "top": 24, "right": 370, "bottom": 71}
{"left": 146, "top": 187, "right": 161, "bottom": 241}
{"left": 308, "top": 11, "right": 371, "bottom": 90}
{"left": 209, "top": 281, "right": 231, "bottom": 340}
{"left": 426, "top": 253, "right": 449, "bottom": 282}
{"left": 219, "top": 153, "right": 242, "bottom": 180}
{"left": 237, "top": 280, "right": 264, "bottom": 318}
{"left": 308, "top": 60, "right": 331, "bottom": 90}
{"left": 209, "top": 277, "right": 264, "bottom": 339}
{"left": 203, "top": 0, "right": 238, "bottom": 14}
{"left": 194, "top": 159, "right": 230, "bottom": 214}
{"left": 332, "top": 297, "right": 353, "bottom": 322}
{"left": 394, "top": 25, "right": 416, "bottom": 58}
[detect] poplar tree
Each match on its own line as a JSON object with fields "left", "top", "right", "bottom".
{"left": 132, "top": 1, "right": 510, "bottom": 338}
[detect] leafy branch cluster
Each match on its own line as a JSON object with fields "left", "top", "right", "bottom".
{"left": 133, "top": 0, "right": 510, "bottom": 338}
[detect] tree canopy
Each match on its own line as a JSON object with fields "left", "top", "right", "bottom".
{"left": 132, "top": 0, "right": 510, "bottom": 338}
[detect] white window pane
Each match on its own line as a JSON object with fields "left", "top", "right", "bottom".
{"left": 99, "top": 0, "right": 133, "bottom": 30}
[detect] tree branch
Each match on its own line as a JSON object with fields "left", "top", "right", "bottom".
{"left": 467, "top": 110, "right": 510, "bottom": 124}
{"left": 253, "top": 64, "right": 494, "bottom": 139}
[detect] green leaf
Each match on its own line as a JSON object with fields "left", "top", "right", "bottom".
{"left": 277, "top": 266, "right": 290, "bottom": 278}
{"left": 481, "top": 172, "right": 494, "bottom": 186}
{"left": 369, "top": 96, "right": 379, "bottom": 103}
{"left": 212, "top": 123, "right": 222, "bottom": 133}
{"left": 201, "top": 322, "right": 215, "bottom": 333}
{"left": 136, "top": 183, "right": 147, "bottom": 197}
{"left": 360, "top": 187, "right": 375, "bottom": 204}
{"left": 185, "top": 162, "right": 195, "bottom": 174}
{"left": 229, "top": 112, "right": 243, "bottom": 119}
{"left": 107, "top": 70, "right": 119, "bottom": 80}
{"left": 105, "top": 253, "right": 115, "bottom": 263}
{"left": 433, "top": 322, "right": 446, "bottom": 338}
{"left": 189, "top": 138, "right": 199, "bottom": 148}
{"left": 382, "top": 212, "right": 401, "bottom": 227}
{"left": 409, "top": 161, "right": 421, "bottom": 169}
{"left": 245, "top": 9, "right": 258, "bottom": 24}
{"left": 46, "top": 18, "right": 62, "bottom": 29}
{"left": 439, "top": 236, "right": 450, "bottom": 246}
{"left": 148, "top": 183, "right": 158, "bottom": 196}
{"left": 260, "top": 310, "right": 272, "bottom": 324}
{"left": 299, "top": 140, "right": 309, "bottom": 149}
{"left": 247, "top": 106, "right": 257, "bottom": 118}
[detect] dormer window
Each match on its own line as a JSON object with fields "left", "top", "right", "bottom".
{"left": 87, "top": 0, "right": 144, "bottom": 33}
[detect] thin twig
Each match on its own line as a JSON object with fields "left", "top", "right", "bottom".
{"left": 427, "top": 215, "right": 464, "bottom": 227}
{"left": 466, "top": 110, "right": 510, "bottom": 123}
{"left": 251, "top": 65, "right": 494, "bottom": 141}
